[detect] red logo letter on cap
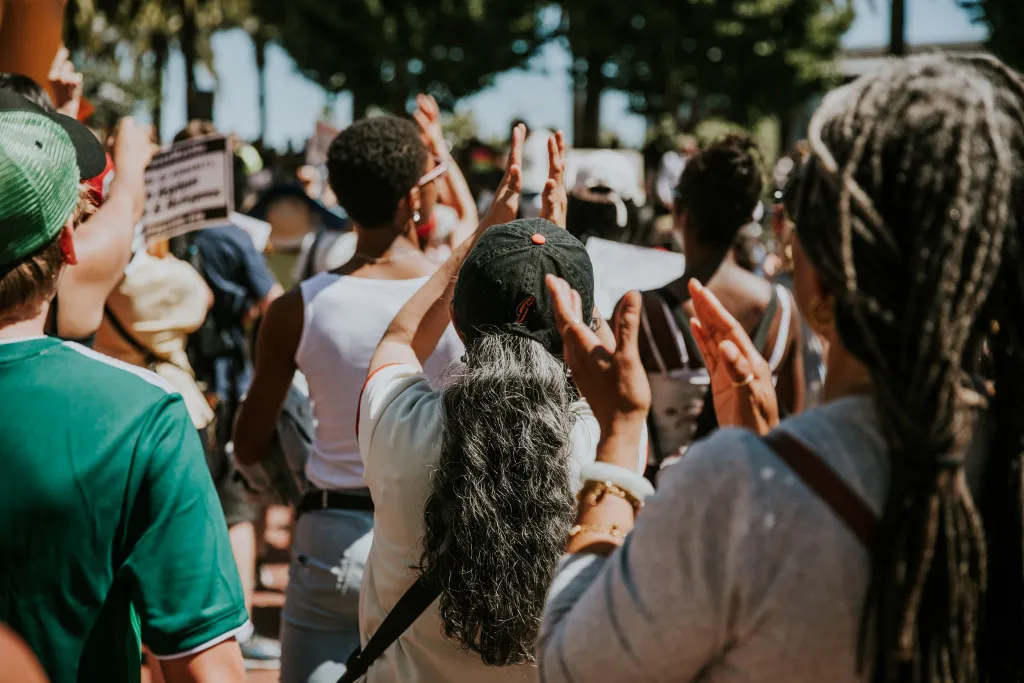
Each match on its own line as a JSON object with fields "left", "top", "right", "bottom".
{"left": 516, "top": 296, "right": 536, "bottom": 324}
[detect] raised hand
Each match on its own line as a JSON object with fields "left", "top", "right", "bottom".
{"left": 412, "top": 93, "right": 447, "bottom": 159}
{"left": 688, "top": 279, "right": 779, "bottom": 435}
{"left": 48, "top": 47, "right": 83, "bottom": 119}
{"left": 546, "top": 275, "right": 651, "bottom": 450}
{"left": 539, "top": 130, "right": 568, "bottom": 228}
{"left": 479, "top": 123, "right": 525, "bottom": 230}
{"left": 110, "top": 117, "right": 156, "bottom": 176}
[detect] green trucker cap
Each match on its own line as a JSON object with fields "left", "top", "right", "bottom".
{"left": 0, "top": 88, "right": 106, "bottom": 266}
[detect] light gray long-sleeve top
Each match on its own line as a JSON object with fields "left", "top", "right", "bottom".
{"left": 540, "top": 396, "right": 897, "bottom": 683}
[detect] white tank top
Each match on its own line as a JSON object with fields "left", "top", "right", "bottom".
{"left": 297, "top": 273, "right": 465, "bottom": 490}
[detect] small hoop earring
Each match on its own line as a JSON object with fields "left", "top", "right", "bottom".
{"left": 808, "top": 295, "right": 833, "bottom": 331}
{"left": 413, "top": 210, "right": 421, "bottom": 224}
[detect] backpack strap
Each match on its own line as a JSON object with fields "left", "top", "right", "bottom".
{"left": 104, "top": 305, "right": 159, "bottom": 368}
{"left": 639, "top": 290, "right": 685, "bottom": 373}
{"left": 336, "top": 576, "right": 439, "bottom": 683}
{"left": 761, "top": 431, "right": 878, "bottom": 548}
{"left": 653, "top": 286, "right": 702, "bottom": 367}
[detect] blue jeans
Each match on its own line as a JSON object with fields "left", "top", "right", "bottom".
{"left": 280, "top": 508, "right": 373, "bottom": 683}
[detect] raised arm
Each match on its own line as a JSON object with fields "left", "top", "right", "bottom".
{"left": 56, "top": 118, "right": 152, "bottom": 338}
{"left": 367, "top": 123, "right": 526, "bottom": 375}
{"left": 412, "top": 94, "right": 479, "bottom": 247}
{"left": 232, "top": 289, "right": 303, "bottom": 466}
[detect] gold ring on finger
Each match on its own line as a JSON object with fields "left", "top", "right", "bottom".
{"left": 731, "top": 373, "right": 755, "bottom": 388}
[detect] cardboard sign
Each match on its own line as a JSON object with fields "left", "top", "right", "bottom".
{"left": 585, "top": 237, "right": 684, "bottom": 317}
{"left": 306, "top": 120, "right": 340, "bottom": 167}
{"left": 142, "top": 135, "right": 234, "bottom": 242}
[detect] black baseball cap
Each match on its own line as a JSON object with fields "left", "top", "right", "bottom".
{"left": 0, "top": 88, "right": 106, "bottom": 180}
{"left": 453, "top": 218, "right": 594, "bottom": 355}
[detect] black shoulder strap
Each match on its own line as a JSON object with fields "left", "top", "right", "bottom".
{"left": 653, "top": 285, "right": 703, "bottom": 366}
{"left": 337, "top": 576, "right": 438, "bottom": 683}
{"left": 302, "top": 229, "right": 328, "bottom": 282}
{"left": 761, "top": 431, "right": 878, "bottom": 548}
{"left": 104, "top": 305, "right": 158, "bottom": 366}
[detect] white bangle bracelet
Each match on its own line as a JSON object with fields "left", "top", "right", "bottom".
{"left": 580, "top": 462, "right": 655, "bottom": 503}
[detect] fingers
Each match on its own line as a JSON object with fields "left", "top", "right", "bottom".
{"left": 718, "top": 340, "right": 756, "bottom": 388}
{"left": 546, "top": 274, "right": 593, "bottom": 346}
{"left": 507, "top": 123, "right": 525, "bottom": 176}
{"left": 688, "top": 279, "right": 761, "bottom": 359}
{"left": 412, "top": 109, "right": 430, "bottom": 133}
{"left": 540, "top": 131, "right": 568, "bottom": 227}
{"left": 690, "top": 318, "right": 718, "bottom": 376}
{"left": 612, "top": 291, "right": 642, "bottom": 359}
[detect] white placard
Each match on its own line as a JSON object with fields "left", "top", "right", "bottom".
{"left": 229, "top": 212, "right": 272, "bottom": 253}
{"left": 586, "top": 237, "right": 684, "bottom": 317}
{"left": 143, "top": 135, "right": 234, "bottom": 242}
{"left": 306, "top": 120, "right": 340, "bottom": 167}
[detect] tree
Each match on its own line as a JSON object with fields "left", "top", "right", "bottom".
{"left": 252, "top": 0, "right": 546, "bottom": 119}
{"left": 959, "top": 0, "right": 1024, "bottom": 71}
{"left": 616, "top": 0, "right": 853, "bottom": 129}
{"left": 890, "top": 0, "right": 906, "bottom": 56}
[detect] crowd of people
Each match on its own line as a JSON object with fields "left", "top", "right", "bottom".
{"left": 1, "top": 41, "right": 1023, "bottom": 683}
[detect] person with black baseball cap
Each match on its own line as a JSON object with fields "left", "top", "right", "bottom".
{"left": 0, "top": 90, "right": 247, "bottom": 682}
{"left": 354, "top": 128, "right": 646, "bottom": 682}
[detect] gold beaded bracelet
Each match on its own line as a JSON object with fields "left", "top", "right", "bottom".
{"left": 568, "top": 523, "right": 627, "bottom": 539}
{"left": 577, "top": 480, "right": 644, "bottom": 513}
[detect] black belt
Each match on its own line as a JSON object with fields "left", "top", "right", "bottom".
{"left": 298, "top": 489, "right": 375, "bottom": 515}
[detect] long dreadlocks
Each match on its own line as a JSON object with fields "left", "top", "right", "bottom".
{"left": 794, "top": 54, "right": 1024, "bottom": 683}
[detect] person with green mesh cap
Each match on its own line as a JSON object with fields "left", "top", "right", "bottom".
{"left": 0, "top": 90, "right": 248, "bottom": 682}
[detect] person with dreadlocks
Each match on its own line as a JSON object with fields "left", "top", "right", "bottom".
{"left": 536, "top": 53, "right": 1024, "bottom": 683}
{"left": 638, "top": 134, "right": 805, "bottom": 477}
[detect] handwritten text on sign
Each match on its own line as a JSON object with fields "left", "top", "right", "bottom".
{"left": 143, "top": 135, "right": 234, "bottom": 242}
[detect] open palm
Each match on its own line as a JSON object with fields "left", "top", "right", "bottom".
{"left": 687, "top": 280, "right": 779, "bottom": 435}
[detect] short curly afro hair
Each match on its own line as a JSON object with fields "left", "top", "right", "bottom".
{"left": 327, "top": 116, "right": 428, "bottom": 229}
{"left": 675, "top": 134, "right": 764, "bottom": 249}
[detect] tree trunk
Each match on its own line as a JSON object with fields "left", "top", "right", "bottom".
{"left": 351, "top": 89, "right": 368, "bottom": 121}
{"left": 181, "top": 6, "right": 198, "bottom": 119}
{"left": 889, "top": 0, "right": 906, "bottom": 56}
{"left": 579, "top": 55, "right": 605, "bottom": 148}
{"left": 254, "top": 34, "right": 268, "bottom": 146}
{"left": 152, "top": 33, "right": 168, "bottom": 141}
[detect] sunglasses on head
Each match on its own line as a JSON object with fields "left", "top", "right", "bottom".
{"left": 416, "top": 158, "right": 448, "bottom": 188}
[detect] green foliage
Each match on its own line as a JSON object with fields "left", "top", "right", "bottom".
{"left": 252, "top": 0, "right": 547, "bottom": 114}
{"left": 608, "top": 0, "right": 854, "bottom": 126}
{"left": 958, "top": 0, "right": 1024, "bottom": 72}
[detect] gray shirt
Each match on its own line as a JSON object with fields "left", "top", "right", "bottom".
{"left": 540, "top": 396, "right": 895, "bottom": 683}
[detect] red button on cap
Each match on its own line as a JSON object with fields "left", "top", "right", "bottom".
{"left": 531, "top": 233, "right": 546, "bottom": 245}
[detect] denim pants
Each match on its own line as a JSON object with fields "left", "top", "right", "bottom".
{"left": 280, "top": 508, "right": 374, "bottom": 683}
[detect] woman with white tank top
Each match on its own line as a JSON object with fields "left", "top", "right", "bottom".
{"left": 233, "top": 106, "right": 472, "bottom": 683}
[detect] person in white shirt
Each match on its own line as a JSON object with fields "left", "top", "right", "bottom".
{"left": 356, "top": 128, "right": 645, "bottom": 683}
{"left": 233, "top": 111, "right": 466, "bottom": 683}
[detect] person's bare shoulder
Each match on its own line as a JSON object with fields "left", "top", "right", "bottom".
{"left": 0, "top": 625, "right": 48, "bottom": 683}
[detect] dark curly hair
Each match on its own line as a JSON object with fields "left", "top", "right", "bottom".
{"left": 326, "top": 116, "right": 428, "bottom": 229}
{"left": 675, "top": 134, "right": 764, "bottom": 249}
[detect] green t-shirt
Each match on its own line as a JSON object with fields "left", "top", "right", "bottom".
{"left": 0, "top": 337, "right": 248, "bottom": 682}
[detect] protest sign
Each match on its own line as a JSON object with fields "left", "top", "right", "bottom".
{"left": 306, "top": 120, "right": 340, "bottom": 167}
{"left": 585, "top": 237, "right": 684, "bottom": 317}
{"left": 142, "top": 135, "right": 233, "bottom": 242}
